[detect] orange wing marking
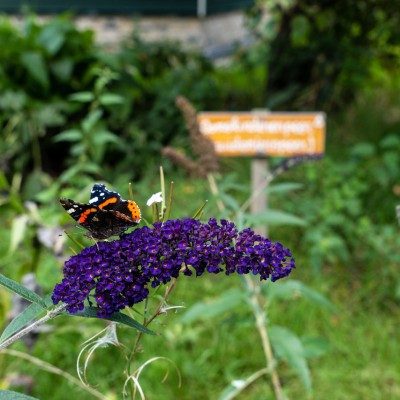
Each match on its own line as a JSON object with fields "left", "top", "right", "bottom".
{"left": 98, "top": 197, "right": 118, "bottom": 210}
{"left": 127, "top": 201, "right": 141, "bottom": 221}
{"left": 78, "top": 208, "right": 97, "bottom": 223}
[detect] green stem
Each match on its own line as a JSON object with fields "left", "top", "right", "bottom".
{"left": 244, "top": 276, "right": 283, "bottom": 400}
{"left": 144, "top": 278, "right": 177, "bottom": 328}
{"left": 0, "top": 303, "right": 67, "bottom": 351}
{"left": 165, "top": 181, "right": 174, "bottom": 221}
{"left": 206, "top": 174, "right": 283, "bottom": 399}
{"left": 160, "top": 166, "right": 166, "bottom": 220}
{"left": 127, "top": 279, "right": 178, "bottom": 398}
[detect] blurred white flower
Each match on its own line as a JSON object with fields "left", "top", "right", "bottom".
{"left": 146, "top": 192, "right": 163, "bottom": 206}
{"left": 232, "top": 380, "right": 245, "bottom": 389}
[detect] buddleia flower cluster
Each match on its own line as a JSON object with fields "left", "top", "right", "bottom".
{"left": 52, "top": 218, "right": 295, "bottom": 317}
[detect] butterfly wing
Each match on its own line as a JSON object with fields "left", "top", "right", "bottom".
{"left": 89, "top": 183, "right": 121, "bottom": 210}
{"left": 89, "top": 184, "right": 141, "bottom": 224}
{"left": 60, "top": 198, "right": 99, "bottom": 226}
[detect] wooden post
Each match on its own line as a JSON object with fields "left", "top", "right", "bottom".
{"left": 251, "top": 157, "right": 269, "bottom": 237}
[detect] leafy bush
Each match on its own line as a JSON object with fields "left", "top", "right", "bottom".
{"left": 0, "top": 14, "right": 99, "bottom": 193}
{"left": 246, "top": 0, "right": 400, "bottom": 110}
{"left": 0, "top": 16, "right": 247, "bottom": 194}
{"left": 1, "top": 13, "right": 273, "bottom": 200}
{"left": 276, "top": 133, "right": 400, "bottom": 287}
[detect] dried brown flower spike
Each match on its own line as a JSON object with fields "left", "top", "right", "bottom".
{"left": 162, "top": 96, "right": 219, "bottom": 178}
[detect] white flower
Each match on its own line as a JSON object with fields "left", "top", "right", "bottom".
{"left": 146, "top": 192, "right": 163, "bottom": 206}
{"left": 232, "top": 380, "right": 245, "bottom": 389}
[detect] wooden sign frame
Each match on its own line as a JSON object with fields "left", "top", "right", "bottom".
{"left": 198, "top": 111, "right": 325, "bottom": 157}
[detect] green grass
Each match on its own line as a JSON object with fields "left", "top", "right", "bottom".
{"left": 272, "top": 270, "right": 400, "bottom": 399}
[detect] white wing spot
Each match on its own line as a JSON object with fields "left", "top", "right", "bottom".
{"left": 89, "top": 196, "right": 99, "bottom": 204}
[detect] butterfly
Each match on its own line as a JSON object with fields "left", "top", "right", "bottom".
{"left": 60, "top": 184, "right": 141, "bottom": 240}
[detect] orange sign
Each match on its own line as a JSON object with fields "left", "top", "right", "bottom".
{"left": 198, "top": 112, "right": 325, "bottom": 157}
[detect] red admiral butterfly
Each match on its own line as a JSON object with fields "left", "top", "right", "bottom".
{"left": 60, "top": 184, "right": 141, "bottom": 240}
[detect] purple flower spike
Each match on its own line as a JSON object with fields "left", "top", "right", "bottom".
{"left": 52, "top": 219, "right": 295, "bottom": 317}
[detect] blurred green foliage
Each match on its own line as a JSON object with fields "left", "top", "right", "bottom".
{"left": 0, "top": 7, "right": 400, "bottom": 400}
{"left": 0, "top": 14, "right": 258, "bottom": 195}
{"left": 246, "top": 0, "right": 400, "bottom": 110}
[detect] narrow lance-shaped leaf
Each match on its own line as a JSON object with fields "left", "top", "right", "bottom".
{"left": 66, "top": 307, "right": 156, "bottom": 335}
{"left": 267, "top": 182, "right": 304, "bottom": 194}
{"left": 0, "top": 390, "right": 40, "bottom": 400}
{"left": 53, "top": 129, "right": 83, "bottom": 143}
{"left": 99, "top": 93, "right": 124, "bottom": 105}
{"left": 0, "top": 301, "right": 48, "bottom": 343}
{"left": 82, "top": 109, "right": 103, "bottom": 133}
{"left": 265, "top": 280, "right": 335, "bottom": 311}
{"left": 69, "top": 91, "right": 95, "bottom": 103}
{"left": 0, "top": 274, "right": 47, "bottom": 308}
{"left": 91, "top": 130, "right": 123, "bottom": 146}
{"left": 244, "top": 209, "right": 307, "bottom": 227}
{"left": 180, "top": 289, "right": 246, "bottom": 324}
{"left": 269, "top": 326, "right": 312, "bottom": 391}
{"left": 301, "top": 337, "right": 331, "bottom": 359}
{"left": 37, "top": 23, "right": 67, "bottom": 55}
{"left": 20, "top": 51, "right": 49, "bottom": 88}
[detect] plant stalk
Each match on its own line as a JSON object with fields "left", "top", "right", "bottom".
{"left": 0, "top": 303, "right": 67, "bottom": 351}
{"left": 245, "top": 276, "right": 284, "bottom": 400}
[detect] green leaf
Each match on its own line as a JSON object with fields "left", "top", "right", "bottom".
{"left": 293, "top": 283, "right": 335, "bottom": 311}
{"left": 0, "top": 295, "right": 53, "bottom": 343}
{"left": 20, "top": 51, "right": 49, "bottom": 88}
{"left": 9, "top": 214, "right": 29, "bottom": 253}
{"left": 99, "top": 93, "right": 124, "bottom": 106}
{"left": 37, "top": 23, "right": 66, "bottom": 55}
{"left": 92, "top": 130, "right": 123, "bottom": 146}
{"left": 50, "top": 59, "right": 73, "bottom": 81}
{"left": 0, "top": 171, "right": 10, "bottom": 193}
{"left": 70, "top": 143, "right": 85, "bottom": 157}
{"left": 266, "top": 280, "right": 335, "bottom": 311}
{"left": 67, "top": 307, "right": 156, "bottom": 335}
{"left": 291, "top": 15, "right": 311, "bottom": 47}
{"left": 267, "top": 182, "right": 303, "bottom": 194}
{"left": 269, "top": 326, "right": 312, "bottom": 391}
{"left": 82, "top": 109, "right": 103, "bottom": 133}
{"left": 301, "top": 337, "right": 331, "bottom": 359}
{"left": 0, "top": 274, "right": 47, "bottom": 308}
{"left": 380, "top": 133, "right": 400, "bottom": 149}
{"left": 53, "top": 129, "right": 83, "bottom": 143}
{"left": 69, "top": 91, "right": 95, "bottom": 103}
{"left": 244, "top": 209, "right": 307, "bottom": 227}
{"left": 36, "top": 105, "right": 66, "bottom": 127}
{"left": 350, "top": 142, "right": 376, "bottom": 158}
{"left": 0, "top": 390, "right": 40, "bottom": 400}
{"left": 219, "top": 193, "right": 240, "bottom": 210}
{"left": 0, "top": 90, "right": 26, "bottom": 111}
{"left": 180, "top": 289, "right": 246, "bottom": 324}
